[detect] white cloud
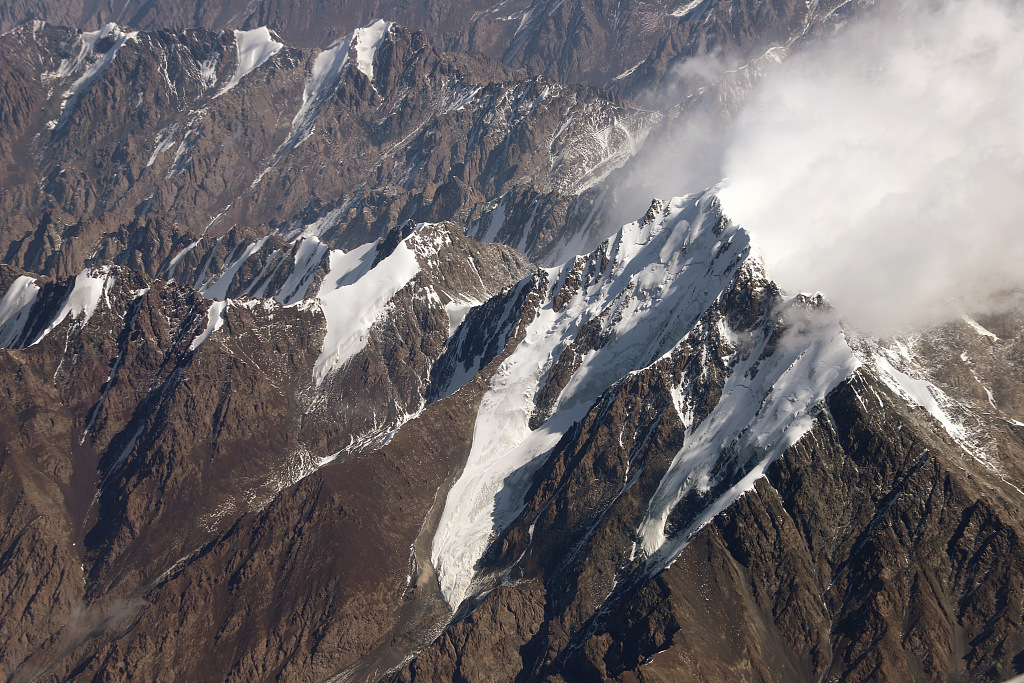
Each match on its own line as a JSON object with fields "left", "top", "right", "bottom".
{"left": 717, "top": 0, "right": 1024, "bottom": 334}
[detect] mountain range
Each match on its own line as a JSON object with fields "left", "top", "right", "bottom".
{"left": 0, "top": 4, "right": 1022, "bottom": 682}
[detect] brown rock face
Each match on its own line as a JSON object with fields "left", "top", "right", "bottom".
{"left": 0, "top": 0, "right": 840, "bottom": 91}
{"left": 2, "top": 190, "right": 1024, "bottom": 683}
{"left": 562, "top": 370, "right": 1024, "bottom": 682}
{"left": 393, "top": 372, "right": 1024, "bottom": 683}
{"left": 0, "top": 20, "right": 659, "bottom": 273}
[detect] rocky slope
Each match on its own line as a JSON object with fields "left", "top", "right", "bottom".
{"left": 1, "top": 186, "right": 1022, "bottom": 681}
{"left": 0, "top": 10, "right": 863, "bottom": 283}
{"left": 0, "top": 4, "right": 1022, "bottom": 683}
{"left": 0, "top": 19, "right": 658, "bottom": 273}
{"left": 387, "top": 193, "right": 1024, "bottom": 683}
{"left": 0, "top": 220, "right": 531, "bottom": 680}
{"left": 0, "top": 0, "right": 868, "bottom": 95}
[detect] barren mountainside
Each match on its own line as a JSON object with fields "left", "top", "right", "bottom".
{"left": 0, "top": 3, "right": 1022, "bottom": 683}
{"left": 0, "top": 0, "right": 863, "bottom": 95}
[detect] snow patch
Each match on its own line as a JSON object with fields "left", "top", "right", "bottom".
{"left": 30, "top": 268, "right": 113, "bottom": 346}
{"left": 962, "top": 314, "right": 999, "bottom": 340}
{"left": 611, "top": 59, "right": 645, "bottom": 82}
{"left": 215, "top": 27, "right": 283, "bottom": 97}
{"left": 0, "top": 276, "right": 41, "bottom": 348}
{"left": 313, "top": 240, "right": 419, "bottom": 384}
{"left": 250, "top": 20, "right": 388, "bottom": 187}
{"left": 352, "top": 19, "right": 391, "bottom": 81}
{"left": 670, "top": 0, "right": 705, "bottom": 17}
{"left": 145, "top": 124, "right": 179, "bottom": 169}
{"left": 870, "top": 352, "right": 967, "bottom": 442}
{"left": 285, "top": 35, "right": 352, "bottom": 148}
{"left": 444, "top": 298, "right": 480, "bottom": 338}
{"left": 165, "top": 239, "right": 202, "bottom": 280}
{"left": 189, "top": 299, "right": 228, "bottom": 350}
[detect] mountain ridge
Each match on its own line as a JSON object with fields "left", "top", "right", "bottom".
{"left": 1, "top": 4, "right": 1022, "bottom": 681}
{"left": 2, "top": 187, "right": 1021, "bottom": 680}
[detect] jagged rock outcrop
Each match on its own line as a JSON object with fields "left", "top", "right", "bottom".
{"left": 0, "top": 220, "right": 534, "bottom": 680}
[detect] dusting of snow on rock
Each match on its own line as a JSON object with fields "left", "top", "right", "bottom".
{"left": 197, "top": 52, "right": 220, "bottom": 90}
{"left": 44, "top": 24, "right": 138, "bottom": 130}
{"left": 215, "top": 27, "right": 283, "bottom": 97}
{"left": 860, "top": 338, "right": 986, "bottom": 456}
{"left": 145, "top": 124, "right": 179, "bottom": 169}
{"left": 0, "top": 276, "right": 41, "bottom": 348}
{"left": 846, "top": 334, "right": 1012, "bottom": 487}
{"left": 200, "top": 237, "right": 269, "bottom": 300}
{"left": 284, "top": 34, "right": 352, "bottom": 148}
{"left": 165, "top": 239, "right": 202, "bottom": 280}
{"left": 275, "top": 236, "right": 330, "bottom": 305}
{"left": 549, "top": 105, "right": 661, "bottom": 194}
{"left": 251, "top": 20, "right": 389, "bottom": 187}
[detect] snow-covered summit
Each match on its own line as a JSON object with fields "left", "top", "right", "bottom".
{"left": 429, "top": 187, "right": 862, "bottom": 607}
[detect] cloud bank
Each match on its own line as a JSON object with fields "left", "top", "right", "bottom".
{"left": 716, "top": 0, "right": 1024, "bottom": 334}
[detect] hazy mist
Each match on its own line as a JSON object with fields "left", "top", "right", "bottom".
{"left": 717, "top": 0, "right": 1024, "bottom": 334}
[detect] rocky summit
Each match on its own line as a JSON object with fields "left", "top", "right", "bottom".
{"left": 0, "top": 2, "right": 1022, "bottom": 682}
